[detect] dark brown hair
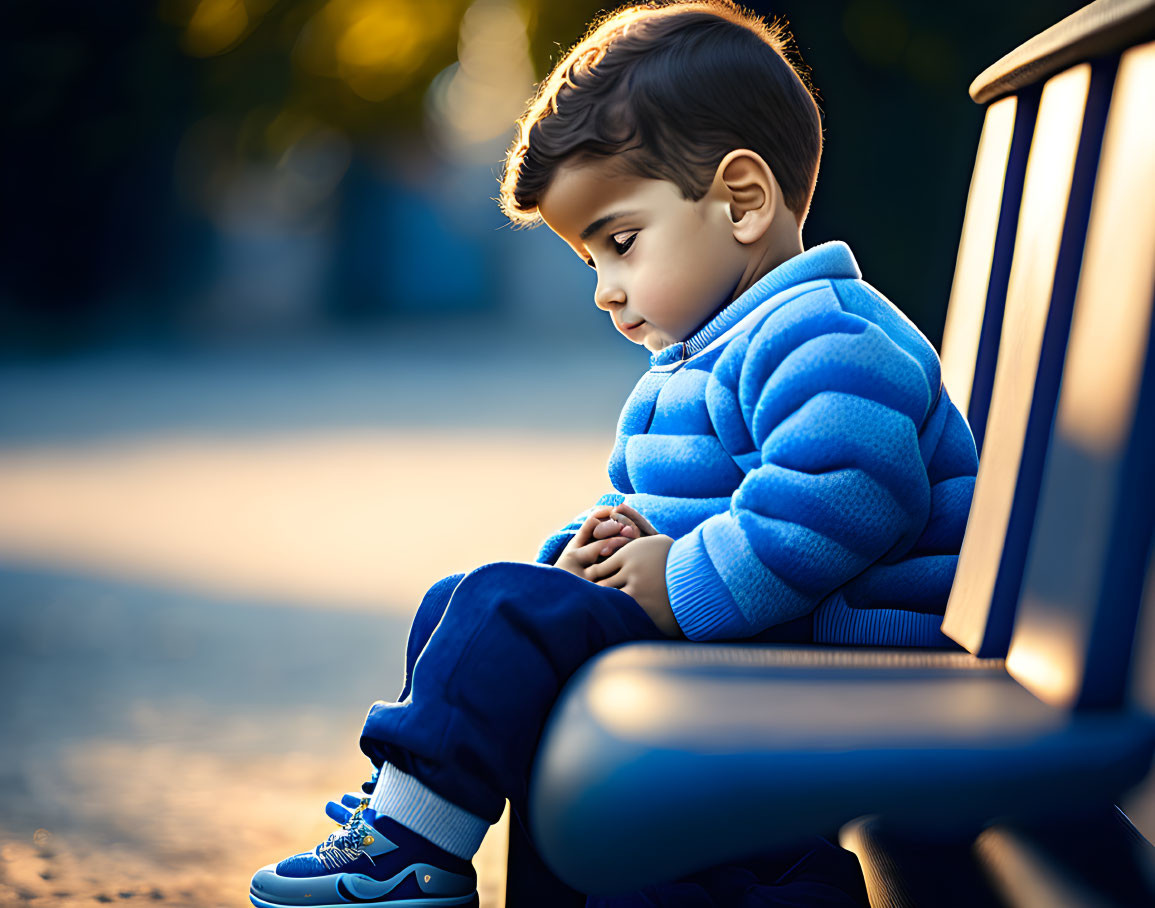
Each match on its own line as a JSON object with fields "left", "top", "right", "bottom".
{"left": 500, "top": 1, "right": 822, "bottom": 226}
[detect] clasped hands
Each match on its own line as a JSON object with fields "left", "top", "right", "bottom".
{"left": 556, "top": 504, "right": 682, "bottom": 638}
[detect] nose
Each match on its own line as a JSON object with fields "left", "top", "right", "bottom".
{"left": 593, "top": 275, "right": 626, "bottom": 311}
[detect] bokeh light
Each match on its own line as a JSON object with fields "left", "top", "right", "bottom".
{"left": 295, "top": 0, "right": 460, "bottom": 102}
{"left": 164, "top": 0, "right": 277, "bottom": 57}
{"left": 425, "top": 0, "right": 536, "bottom": 158}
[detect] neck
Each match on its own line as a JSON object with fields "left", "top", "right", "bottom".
{"left": 731, "top": 218, "right": 805, "bottom": 301}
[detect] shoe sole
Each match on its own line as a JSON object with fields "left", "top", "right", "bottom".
{"left": 250, "top": 893, "right": 478, "bottom": 908}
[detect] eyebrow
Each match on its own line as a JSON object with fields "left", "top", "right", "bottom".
{"left": 580, "top": 210, "right": 638, "bottom": 242}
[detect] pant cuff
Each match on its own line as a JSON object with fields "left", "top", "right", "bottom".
{"left": 368, "top": 761, "right": 489, "bottom": 860}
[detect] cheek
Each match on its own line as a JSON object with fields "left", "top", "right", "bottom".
{"left": 639, "top": 270, "right": 710, "bottom": 331}
{"left": 637, "top": 221, "right": 731, "bottom": 323}
{"left": 656, "top": 228, "right": 711, "bottom": 290}
{"left": 636, "top": 269, "right": 689, "bottom": 320}
{"left": 641, "top": 268, "right": 678, "bottom": 300}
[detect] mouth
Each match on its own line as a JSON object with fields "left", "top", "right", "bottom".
{"left": 616, "top": 318, "right": 646, "bottom": 337}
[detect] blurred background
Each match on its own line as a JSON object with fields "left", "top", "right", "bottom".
{"left": 0, "top": 1, "right": 1086, "bottom": 905}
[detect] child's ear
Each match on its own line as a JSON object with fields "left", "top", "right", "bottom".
{"left": 713, "top": 149, "right": 780, "bottom": 244}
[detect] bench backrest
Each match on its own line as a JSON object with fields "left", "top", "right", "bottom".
{"left": 1004, "top": 40, "right": 1155, "bottom": 710}
{"left": 939, "top": 91, "right": 1036, "bottom": 455}
{"left": 941, "top": 57, "right": 1117, "bottom": 657}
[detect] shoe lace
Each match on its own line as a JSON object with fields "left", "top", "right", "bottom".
{"left": 343, "top": 794, "right": 371, "bottom": 828}
{"left": 314, "top": 767, "right": 381, "bottom": 872}
{"left": 316, "top": 816, "right": 379, "bottom": 872}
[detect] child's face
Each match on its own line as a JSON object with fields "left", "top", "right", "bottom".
{"left": 538, "top": 159, "right": 750, "bottom": 353}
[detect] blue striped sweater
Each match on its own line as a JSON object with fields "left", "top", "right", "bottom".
{"left": 539, "top": 242, "right": 978, "bottom": 646}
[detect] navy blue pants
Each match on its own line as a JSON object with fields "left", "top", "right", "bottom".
{"left": 360, "top": 562, "right": 866, "bottom": 906}
{"left": 360, "top": 561, "right": 664, "bottom": 823}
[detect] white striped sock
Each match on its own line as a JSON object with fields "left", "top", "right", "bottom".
{"left": 368, "top": 762, "right": 489, "bottom": 860}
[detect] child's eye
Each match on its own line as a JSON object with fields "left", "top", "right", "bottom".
{"left": 611, "top": 232, "right": 637, "bottom": 255}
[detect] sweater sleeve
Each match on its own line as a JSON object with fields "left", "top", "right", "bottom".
{"left": 536, "top": 492, "right": 626, "bottom": 564}
{"left": 665, "top": 284, "right": 936, "bottom": 640}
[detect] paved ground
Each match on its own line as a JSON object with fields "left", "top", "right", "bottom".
{"left": 0, "top": 330, "right": 640, "bottom": 906}
{"left": 0, "top": 568, "right": 401, "bottom": 906}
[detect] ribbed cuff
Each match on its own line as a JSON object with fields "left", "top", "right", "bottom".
{"left": 368, "top": 762, "right": 489, "bottom": 860}
{"left": 665, "top": 529, "right": 747, "bottom": 640}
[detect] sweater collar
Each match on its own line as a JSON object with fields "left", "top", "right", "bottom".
{"left": 649, "top": 241, "right": 862, "bottom": 368}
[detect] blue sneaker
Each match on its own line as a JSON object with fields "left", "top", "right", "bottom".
{"left": 250, "top": 808, "right": 478, "bottom": 907}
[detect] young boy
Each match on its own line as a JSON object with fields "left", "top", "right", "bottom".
{"left": 249, "top": 2, "right": 978, "bottom": 905}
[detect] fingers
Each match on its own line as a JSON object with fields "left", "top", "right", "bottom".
{"left": 593, "top": 504, "right": 643, "bottom": 542}
{"left": 564, "top": 535, "right": 625, "bottom": 572}
{"left": 612, "top": 504, "right": 658, "bottom": 536}
{"left": 592, "top": 518, "right": 638, "bottom": 541}
{"left": 583, "top": 534, "right": 632, "bottom": 564}
{"left": 597, "top": 535, "right": 631, "bottom": 558}
{"left": 591, "top": 558, "right": 627, "bottom": 589}
{"left": 573, "top": 507, "right": 613, "bottom": 547}
{"left": 591, "top": 519, "right": 622, "bottom": 539}
{"left": 587, "top": 547, "right": 626, "bottom": 581}
{"left": 609, "top": 508, "right": 639, "bottom": 531}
